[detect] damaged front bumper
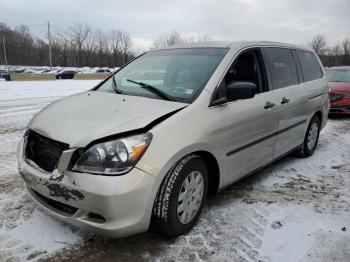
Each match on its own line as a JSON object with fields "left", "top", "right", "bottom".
{"left": 17, "top": 136, "right": 157, "bottom": 238}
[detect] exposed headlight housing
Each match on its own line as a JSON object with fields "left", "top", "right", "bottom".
{"left": 72, "top": 133, "right": 152, "bottom": 175}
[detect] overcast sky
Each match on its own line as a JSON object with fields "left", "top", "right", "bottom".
{"left": 1, "top": 0, "right": 349, "bottom": 50}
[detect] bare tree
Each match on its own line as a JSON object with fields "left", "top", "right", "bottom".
{"left": 152, "top": 31, "right": 182, "bottom": 49}
{"left": 94, "top": 29, "right": 109, "bottom": 66}
{"left": 8, "top": 20, "right": 350, "bottom": 68}
{"left": 68, "top": 23, "right": 91, "bottom": 66}
{"left": 311, "top": 34, "right": 327, "bottom": 55}
{"left": 54, "top": 33, "right": 72, "bottom": 66}
{"left": 343, "top": 38, "right": 350, "bottom": 65}
{"left": 84, "top": 28, "right": 99, "bottom": 66}
{"left": 0, "top": 21, "right": 136, "bottom": 67}
{"left": 109, "top": 30, "right": 123, "bottom": 65}
{"left": 120, "top": 32, "right": 132, "bottom": 64}
{"left": 182, "top": 34, "right": 213, "bottom": 44}
{"left": 152, "top": 31, "right": 213, "bottom": 48}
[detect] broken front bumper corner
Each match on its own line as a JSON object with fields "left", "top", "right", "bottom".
{"left": 17, "top": 137, "right": 157, "bottom": 238}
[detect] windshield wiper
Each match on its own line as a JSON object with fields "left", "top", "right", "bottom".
{"left": 126, "top": 79, "right": 175, "bottom": 101}
{"left": 111, "top": 75, "right": 126, "bottom": 94}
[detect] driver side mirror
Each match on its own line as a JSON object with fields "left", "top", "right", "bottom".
{"left": 227, "top": 81, "right": 257, "bottom": 101}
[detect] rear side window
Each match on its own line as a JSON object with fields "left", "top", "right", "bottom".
{"left": 296, "top": 50, "right": 323, "bottom": 82}
{"left": 263, "top": 47, "right": 298, "bottom": 89}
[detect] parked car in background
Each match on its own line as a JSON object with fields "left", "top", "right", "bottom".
{"left": 45, "top": 69, "right": 62, "bottom": 75}
{"left": 32, "top": 69, "right": 50, "bottom": 74}
{"left": 0, "top": 70, "right": 10, "bottom": 81}
{"left": 95, "top": 68, "right": 110, "bottom": 73}
{"left": 56, "top": 70, "right": 76, "bottom": 79}
{"left": 12, "top": 68, "right": 25, "bottom": 73}
{"left": 18, "top": 41, "right": 328, "bottom": 238}
{"left": 23, "top": 68, "right": 37, "bottom": 74}
{"left": 327, "top": 66, "right": 350, "bottom": 115}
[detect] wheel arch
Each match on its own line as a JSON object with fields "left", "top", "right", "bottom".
{"left": 193, "top": 150, "right": 220, "bottom": 195}
{"left": 314, "top": 110, "right": 323, "bottom": 126}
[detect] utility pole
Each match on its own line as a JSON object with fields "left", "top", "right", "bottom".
{"left": 1, "top": 30, "right": 8, "bottom": 71}
{"left": 47, "top": 21, "right": 52, "bottom": 69}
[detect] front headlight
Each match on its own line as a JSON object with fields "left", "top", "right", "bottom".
{"left": 72, "top": 133, "right": 152, "bottom": 175}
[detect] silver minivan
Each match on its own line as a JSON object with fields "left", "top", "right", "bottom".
{"left": 18, "top": 41, "right": 329, "bottom": 238}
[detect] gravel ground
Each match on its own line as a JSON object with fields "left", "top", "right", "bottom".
{"left": 0, "top": 81, "right": 349, "bottom": 262}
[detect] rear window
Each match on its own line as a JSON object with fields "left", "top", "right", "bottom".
{"left": 263, "top": 47, "right": 299, "bottom": 89}
{"left": 296, "top": 50, "right": 323, "bottom": 82}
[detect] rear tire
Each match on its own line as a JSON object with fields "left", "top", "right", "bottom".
{"left": 151, "top": 154, "right": 208, "bottom": 238}
{"left": 294, "top": 115, "right": 321, "bottom": 157}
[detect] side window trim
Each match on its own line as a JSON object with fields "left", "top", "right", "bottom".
{"left": 260, "top": 47, "right": 274, "bottom": 91}
{"left": 291, "top": 49, "right": 304, "bottom": 83}
{"left": 209, "top": 47, "right": 269, "bottom": 107}
{"left": 254, "top": 48, "right": 270, "bottom": 93}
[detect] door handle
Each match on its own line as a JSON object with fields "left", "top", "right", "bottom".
{"left": 281, "top": 97, "right": 290, "bottom": 104}
{"left": 264, "top": 101, "right": 275, "bottom": 109}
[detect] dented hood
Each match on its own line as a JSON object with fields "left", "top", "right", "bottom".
{"left": 29, "top": 91, "right": 187, "bottom": 147}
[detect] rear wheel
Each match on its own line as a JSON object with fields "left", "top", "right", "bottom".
{"left": 295, "top": 115, "right": 321, "bottom": 157}
{"left": 151, "top": 154, "right": 208, "bottom": 237}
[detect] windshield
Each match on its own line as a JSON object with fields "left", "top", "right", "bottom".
{"left": 96, "top": 48, "right": 228, "bottom": 103}
{"left": 327, "top": 68, "right": 350, "bottom": 82}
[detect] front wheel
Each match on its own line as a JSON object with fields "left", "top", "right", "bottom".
{"left": 151, "top": 154, "right": 208, "bottom": 238}
{"left": 295, "top": 115, "right": 321, "bottom": 157}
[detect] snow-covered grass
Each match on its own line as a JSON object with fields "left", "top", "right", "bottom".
{"left": 0, "top": 80, "right": 97, "bottom": 261}
{"left": 0, "top": 80, "right": 349, "bottom": 261}
{"left": 0, "top": 80, "right": 99, "bottom": 101}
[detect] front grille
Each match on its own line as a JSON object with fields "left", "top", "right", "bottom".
{"left": 33, "top": 190, "right": 78, "bottom": 215}
{"left": 329, "top": 93, "right": 343, "bottom": 102}
{"left": 25, "top": 130, "right": 69, "bottom": 172}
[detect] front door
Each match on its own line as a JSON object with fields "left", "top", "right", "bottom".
{"left": 215, "top": 48, "right": 280, "bottom": 185}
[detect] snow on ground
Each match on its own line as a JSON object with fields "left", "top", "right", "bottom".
{"left": 0, "top": 80, "right": 349, "bottom": 261}
{"left": 0, "top": 80, "right": 99, "bottom": 101}
{"left": 0, "top": 80, "right": 96, "bottom": 261}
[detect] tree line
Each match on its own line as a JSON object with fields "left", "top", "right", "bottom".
{"left": 0, "top": 20, "right": 349, "bottom": 68}
{"left": 0, "top": 22, "right": 213, "bottom": 68}
{"left": 0, "top": 22, "right": 133, "bottom": 67}
{"left": 311, "top": 34, "right": 350, "bottom": 67}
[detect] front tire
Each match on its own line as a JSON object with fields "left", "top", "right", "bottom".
{"left": 151, "top": 154, "right": 208, "bottom": 238}
{"left": 295, "top": 115, "right": 321, "bottom": 157}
